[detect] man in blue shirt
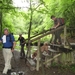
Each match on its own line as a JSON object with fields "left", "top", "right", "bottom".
{"left": 0, "top": 28, "right": 16, "bottom": 75}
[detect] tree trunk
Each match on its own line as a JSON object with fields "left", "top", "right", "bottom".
{"left": 0, "top": 10, "right": 2, "bottom": 37}
{"left": 28, "top": 0, "right": 33, "bottom": 58}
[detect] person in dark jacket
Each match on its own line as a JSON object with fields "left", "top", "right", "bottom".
{"left": 17, "top": 34, "right": 25, "bottom": 58}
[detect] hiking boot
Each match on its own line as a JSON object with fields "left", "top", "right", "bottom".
{"left": 7, "top": 69, "right": 11, "bottom": 75}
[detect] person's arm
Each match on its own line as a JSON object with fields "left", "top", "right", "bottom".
{"left": 51, "top": 23, "right": 60, "bottom": 29}
{"left": 41, "top": 46, "right": 44, "bottom": 52}
{"left": 11, "top": 35, "right": 16, "bottom": 52}
{"left": 16, "top": 37, "right": 19, "bottom": 42}
{"left": 54, "top": 23, "right": 60, "bottom": 28}
{"left": 54, "top": 19, "right": 60, "bottom": 28}
{"left": 11, "top": 41, "right": 16, "bottom": 52}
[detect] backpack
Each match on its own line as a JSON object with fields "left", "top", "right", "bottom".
{"left": 9, "top": 34, "right": 13, "bottom": 46}
{"left": 59, "top": 18, "right": 65, "bottom": 25}
{"left": 9, "top": 34, "right": 12, "bottom": 42}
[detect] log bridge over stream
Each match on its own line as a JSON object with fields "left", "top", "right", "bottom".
{"left": 25, "top": 25, "right": 75, "bottom": 71}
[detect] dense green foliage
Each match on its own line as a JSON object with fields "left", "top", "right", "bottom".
{"left": 0, "top": 0, "right": 75, "bottom": 37}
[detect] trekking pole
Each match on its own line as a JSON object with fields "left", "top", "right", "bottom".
{"left": 12, "top": 52, "right": 17, "bottom": 65}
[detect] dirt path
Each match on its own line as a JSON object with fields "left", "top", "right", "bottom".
{"left": 0, "top": 50, "right": 75, "bottom": 75}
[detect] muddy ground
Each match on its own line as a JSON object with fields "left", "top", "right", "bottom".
{"left": 0, "top": 49, "right": 75, "bottom": 75}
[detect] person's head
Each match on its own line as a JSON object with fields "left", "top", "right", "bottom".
{"left": 19, "top": 34, "right": 22, "bottom": 37}
{"left": 51, "top": 15, "right": 56, "bottom": 20}
{"left": 44, "top": 42, "right": 48, "bottom": 46}
{"left": 4, "top": 28, "right": 9, "bottom": 35}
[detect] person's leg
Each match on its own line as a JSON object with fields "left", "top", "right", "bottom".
{"left": 20, "top": 46, "right": 22, "bottom": 57}
{"left": 50, "top": 34, "right": 55, "bottom": 44}
{"left": 3, "top": 48, "right": 13, "bottom": 74}
{"left": 54, "top": 31, "right": 58, "bottom": 44}
{"left": 21, "top": 45, "right": 25, "bottom": 57}
{"left": 3, "top": 48, "right": 8, "bottom": 74}
{"left": 57, "top": 29, "right": 62, "bottom": 44}
{"left": 3, "top": 48, "right": 7, "bottom": 64}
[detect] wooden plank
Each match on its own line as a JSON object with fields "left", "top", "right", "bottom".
{"left": 48, "top": 49, "right": 59, "bottom": 52}
{"left": 25, "top": 29, "right": 51, "bottom": 40}
{"left": 50, "top": 43, "right": 63, "bottom": 48}
{"left": 64, "top": 26, "right": 67, "bottom": 46}
{"left": 62, "top": 46, "right": 73, "bottom": 51}
{"left": 43, "top": 53, "right": 61, "bottom": 65}
{"left": 36, "top": 39, "right": 40, "bottom": 71}
{"left": 30, "top": 26, "right": 64, "bottom": 42}
{"left": 50, "top": 43, "right": 73, "bottom": 51}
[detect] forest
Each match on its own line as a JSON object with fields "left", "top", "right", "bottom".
{"left": 0, "top": 0, "right": 75, "bottom": 37}
{"left": 0, "top": 1, "right": 75, "bottom": 75}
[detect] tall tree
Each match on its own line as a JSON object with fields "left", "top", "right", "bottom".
{"left": 0, "top": 1, "right": 2, "bottom": 36}
{"left": 27, "top": 0, "right": 33, "bottom": 57}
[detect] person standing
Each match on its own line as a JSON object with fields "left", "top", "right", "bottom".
{"left": 51, "top": 15, "right": 63, "bottom": 44}
{"left": 0, "top": 28, "right": 16, "bottom": 75}
{"left": 17, "top": 34, "right": 25, "bottom": 58}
